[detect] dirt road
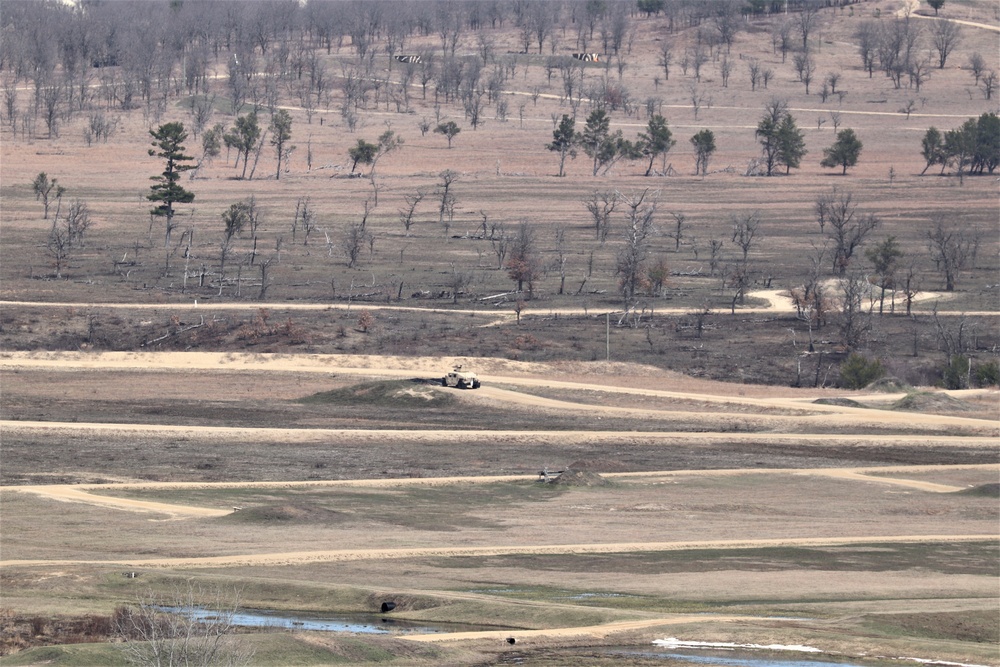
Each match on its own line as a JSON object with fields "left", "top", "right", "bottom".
{"left": 2, "top": 351, "right": 997, "bottom": 431}
{"left": 2, "top": 288, "right": 989, "bottom": 319}
{"left": 5, "top": 464, "right": 995, "bottom": 518}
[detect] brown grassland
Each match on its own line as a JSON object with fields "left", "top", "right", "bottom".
{"left": 0, "top": 0, "right": 998, "bottom": 665}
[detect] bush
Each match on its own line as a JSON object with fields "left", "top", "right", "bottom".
{"left": 973, "top": 359, "right": 1000, "bottom": 387}
{"left": 940, "top": 355, "right": 970, "bottom": 389}
{"left": 839, "top": 353, "right": 885, "bottom": 389}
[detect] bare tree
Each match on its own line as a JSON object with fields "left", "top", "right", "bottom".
{"left": 63, "top": 199, "right": 92, "bottom": 247}
{"left": 342, "top": 204, "right": 374, "bottom": 268}
{"left": 32, "top": 172, "right": 65, "bottom": 221}
{"left": 436, "top": 169, "right": 458, "bottom": 232}
{"left": 616, "top": 189, "right": 658, "bottom": 323}
{"left": 838, "top": 271, "right": 873, "bottom": 349}
{"left": 967, "top": 52, "right": 986, "bottom": 85}
{"left": 797, "top": 5, "right": 820, "bottom": 51}
{"left": 506, "top": 220, "right": 540, "bottom": 298}
{"left": 45, "top": 221, "right": 72, "bottom": 279}
{"left": 292, "top": 196, "right": 316, "bottom": 246}
{"left": 818, "top": 189, "right": 880, "bottom": 276}
{"left": 926, "top": 215, "right": 977, "bottom": 291}
{"left": 584, "top": 190, "right": 618, "bottom": 243}
{"left": 667, "top": 211, "right": 686, "bottom": 251}
{"left": 793, "top": 52, "right": 816, "bottom": 94}
{"left": 747, "top": 59, "right": 761, "bottom": 91}
{"left": 448, "top": 265, "right": 472, "bottom": 303}
{"left": 113, "top": 585, "right": 253, "bottom": 667}
{"left": 398, "top": 190, "right": 424, "bottom": 235}
{"left": 930, "top": 19, "right": 961, "bottom": 69}
{"left": 729, "top": 211, "right": 762, "bottom": 311}
{"left": 488, "top": 220, "right": 509, "bottom": 269}
{"left": 981, "top": 70, "right": 997, "bottom": 100}
{"left": 657, "top": 42, "right": 672, "bottom": 81}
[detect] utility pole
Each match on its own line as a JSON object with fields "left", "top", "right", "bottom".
{"left": 606, "top": 312, "right": 610, "bottom": 361}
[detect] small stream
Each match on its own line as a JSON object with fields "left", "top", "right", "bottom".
{"left": 159, "top": 606, "right": 506, "bottom": 635}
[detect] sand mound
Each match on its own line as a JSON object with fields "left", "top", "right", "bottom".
{"left": 890, "top": 392, "right": 977, "bottom": 414}
{"left": 223, "top": 503, "right": 345, "bottom": 524}
{"left": 955, "top": 483, "right": 1000, "bottom": 498}
{"left": 550, "top": 470, "right": 610, "bottom": 487}
{"left": 813, "top": 397, "right": 865, "bottom": 408}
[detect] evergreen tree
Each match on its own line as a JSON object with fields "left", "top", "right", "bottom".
{"left": 639, "top": 114, "right": 675, "bottom": 176}
{"left": 224, "top": 112, "right": 261, "bottom": 179}
{"left": 269, "top": 109, "right": 294, "bottom": 180}
{"left": 547, "top": 114, "right": 578, "bottom": 177}
{"left": 920, "top": 127, "right": 946, "bottom": 175}
{"left": 821, "top": 129, "right": 863, "bottom": 175}
{"left": 755, "top": 99, "right": 803, "bottom": 176}
{"left": 690, "top": 129, "right": 716, "bottom": 176}
{"left": 776, "top": 113, "right": 806, "bottom": 174}
{"left": 971, "top": 112, "right": 1000, "bottom": 174}
{"left": 147, "top": 122, "right": 195, "bottom": 247}
{"left": 348, "top": 139, "right": 378, "bottom": 173}
{"left": 580, "top": 109, "right": 612, "bottom": 176}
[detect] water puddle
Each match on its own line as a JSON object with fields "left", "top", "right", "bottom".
{"left": 159, "top": 606, "right": 506, "bottom": 635}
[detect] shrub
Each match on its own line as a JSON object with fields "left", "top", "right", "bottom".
{"left": 839, "top": 353, "right": 885, "bottom": 389}
{"left": 973, "top": 359, "right": 1000, "bottom": 387}
{"left": 940, "top": 355, "right": 970, "bottom": 389}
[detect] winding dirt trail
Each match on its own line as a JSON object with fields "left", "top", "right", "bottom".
{"left": 398, "top": 616, "right": 763, "bottom": 643}
{"left": 2, "top": 288, "right": 992, "bottom": 319}
{"left": 2, "top": 351, "right": 997, "bottom": 432}
{"left": 7, "top": 464, "right": 993, "bottom": 518}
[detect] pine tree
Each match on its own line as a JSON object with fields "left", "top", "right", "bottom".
{"left": 148, "top": 122, "right": 195, "bottom": 247}
{"left": 776, "top": 113, "right": 806, "bottom": 174}
{"left": 639, "top": 114, "right": 675, "bottom": 177}
{"left": 821, "top": 129, "right": 863, "bottom": 175}
{"left": 547, "top": 114, "right": 578, "bottom": 177}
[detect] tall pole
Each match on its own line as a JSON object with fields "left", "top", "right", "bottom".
{"left": 606, "top": 312, "right": 610, "bottom": 361}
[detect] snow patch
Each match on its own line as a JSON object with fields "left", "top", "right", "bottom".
{"left": 653, "top": 638, "right": 822, "bottom": 653}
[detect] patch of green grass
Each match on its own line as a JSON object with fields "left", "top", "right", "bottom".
{"left": 0, "top": 642, "right": 129, "bottom": 666}
{"left": 433, "top": 541, "right": 1000, "bottom": 578}
{"left": 813, "top": 397, "right": 865, "bottom": 408}
{"left": 861, "top": 609, "right": 1000, "bottom": 644}
{"left": 104, "top": 481, "right": 565, "bottom": 532}
{"left": 955, "top": 483, "right": 999, "bottom": 498}
{"left": 297, "top": 380, "right": 454, "bottom": 408}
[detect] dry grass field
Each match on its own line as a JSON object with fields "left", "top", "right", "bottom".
{"left": 0, "top": 0, "right": 998, "bottom": 665}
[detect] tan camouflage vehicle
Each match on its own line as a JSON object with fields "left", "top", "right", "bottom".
{"left": 442, "top": 365, "right": 481, "bottom": 389}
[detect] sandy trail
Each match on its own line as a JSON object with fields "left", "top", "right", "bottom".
{"left": 2, "top": 351, "right": 997, "bottom": 430}
{"left": 1, "top": 288, "right": 987, "bottom": 319}
{"left": 399, "top": 616, "right": 761, "bottom": 643}
{"left": 2, "top": 534, "right": 992, "bottom": 570}
{"left": 5, "top": 464, "right": 994, "bottom": 520}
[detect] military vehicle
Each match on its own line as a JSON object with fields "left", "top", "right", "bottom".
{"left": 442, "top": 365, "right": 481, "bottom": 389}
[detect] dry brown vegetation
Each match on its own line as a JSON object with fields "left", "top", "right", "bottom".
{"left": 1, "top": 0, "right": 998, "bottom": 665}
